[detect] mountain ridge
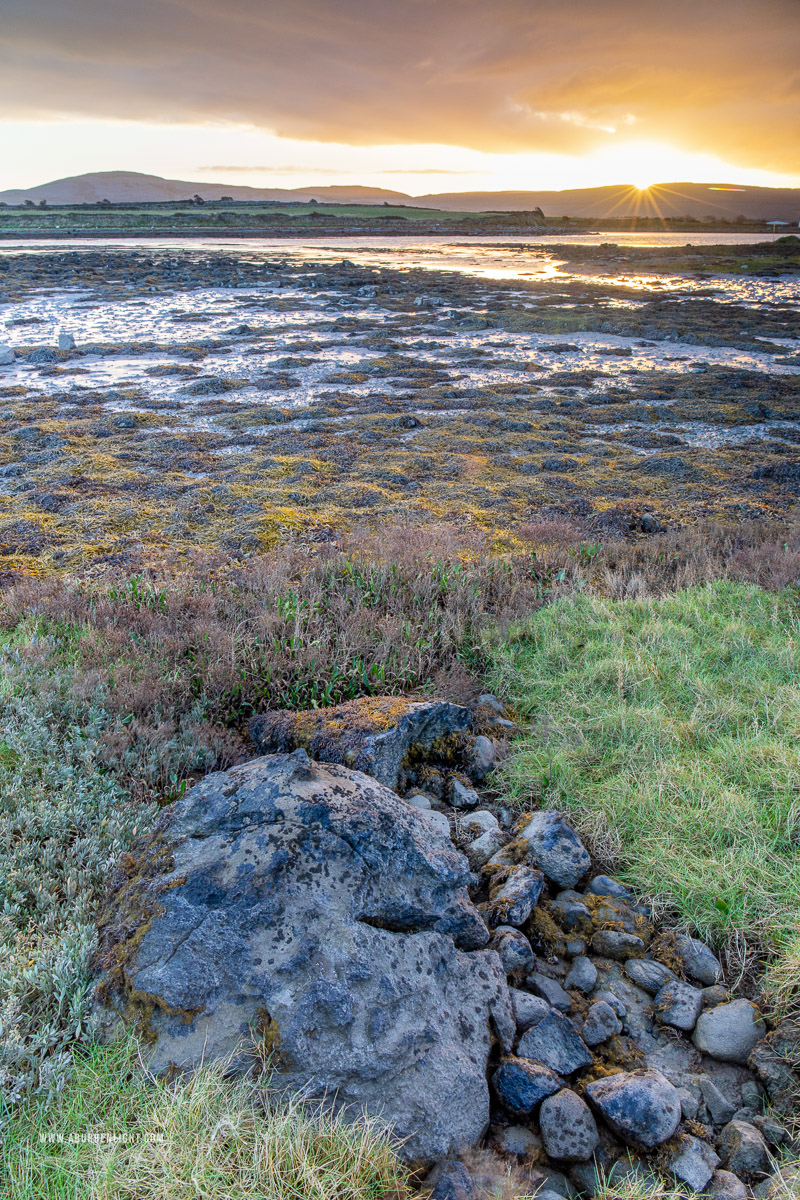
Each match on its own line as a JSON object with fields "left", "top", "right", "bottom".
{"left": 2, "top": 170, "right": 799, "bottom": 221}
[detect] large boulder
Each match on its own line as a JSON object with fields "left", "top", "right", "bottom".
{"left": 249, "top": 697, "right": 471, "bottom": 792}
{"left": 92, "top": 751, "right": 513, "bottom": 1163}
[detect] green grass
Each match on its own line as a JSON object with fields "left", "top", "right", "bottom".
{"left": 1, "top": 1036, "right": 412, "bottom": 1200}
{"left": 488, "top": 579, "right": 800, "bottom": 1004}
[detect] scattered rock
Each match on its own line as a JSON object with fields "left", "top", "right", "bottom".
{"left": 492, "top": 811, "right": 591, "bottom": 888}
{"left": 517, "top": 1011, "right": 594, "bottom": 1076}
{"left": 509, "top": 988, "right": 551, "bottom": 1031}
{"left": 585, "top": 875, "right": 634, "bottom": 901}
{"left": 591, "top": 930, "right": 646, "bottom": 960}
{"left": 539, "top": 1090, "right": 600, "bottom": 1163}
{"left": 564, "top": 956, "right": 597, "bottom": 994}
{"left": 654, "top": 979, "right": 703, "bottom": 1031}
{"left": 93, "top": 752, "right": 512, "bottom": 1164}
{"left": 488, "top": 867, "right": 544, "bottom": 928}
{"left": 699, "top": 1076, "right": 737, "bottom": 1127}
{"left": 693, "top": 1000, "right": 766, "bottom": 1064}
{"left": 465, "top": 828, "right": 507, "bottom": 869}
{"left": 718, "top": 1120, "right": 770, "bottom": 1180}
{"left": 423, "top": 809, "right": 452, "bottom": 837}
{"left": 424, "top": 1159, "right": 475, "bottom": 1200}
{"left": 406, "top": 793, "right": 432, "bottom": 810}
{"left": 468, "top": 735, "right": 496, "bottom": 781}
{"left": 625, "top": 958, "right": 675, "bottom": 995}
{"left": 676, "top": 934, "right": 724, "bottom": 985}
{"left": 450, "top": 779, "right": 480, "bottom": 810}
{"left": 528, "top": 971, "right": 573, "bottom": 1013}
{"left": 665, "top": 1135, "right": 720, "bottom": 1191}
{"left": 585, "top": 1069, "right": 682, "bottom": 1149}
{"left": 582, "top": 1000, "right": 623, "bottom": 1046}
{"left": 490, "top": 1124, "right": 542, "bottom": 1158}
{"left": 248, "top": 697, "right": 471, "bottom": 792}
{"left": 57, "top": 332, "right": 76, "bottom": 351}
{"left": 0, "top": 345, "right": 15, "bottom": 366}
{"left": 707, "top": 1169, "right": 749, "bottom": 1200}
{"left": 459, "top": 810, "right": 499, "bottom": 837}
{"left": 491, "top": 1056, "right": 563, "bottom": 1116}
{"left": 489, "top": 927, "right": 535, "bottom": 978}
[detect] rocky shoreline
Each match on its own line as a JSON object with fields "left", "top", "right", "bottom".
{"left": 90, "top": 695, "right": 799, "bottom": 1200}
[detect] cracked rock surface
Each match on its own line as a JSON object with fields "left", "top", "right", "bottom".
{"left": 92, "top": 750, "right": 513, "bottom": 1163}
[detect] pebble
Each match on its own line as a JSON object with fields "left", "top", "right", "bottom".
{"left": 699, "top": 1076, "right": 738, "bottom": 1126}
{"left": 665, "top": 1134, "right": 720, "bottom": 1191}
{"left": 591, "top": 929, "right": 645, "bottom": 959}
{"left": 490, "top": 1123, "right": 542, "bottom": 1158}
{"left": 539, "top": 1089, "right": 600, "bottom": 1163}
{"left": 449, "top": 779, "right": 480, "bottom": 809}
{"left": 468, "top": 735, "right": 496, "bottom": 781}
{"left": 624, "top": 957, "right": 676, "bottom": 995}
{"left": 582, "top": 1000, "right": 623, "bottom": 1046}
{"left": 528, "top": 971, "right": 573, "bottom": 1013}
{"left": 676, "top": 933, "right": 724, "bottom": 985}
{"left": 654, "top": 978, "right": 704, "bottom": 1031}
{"left": 565, "top": 938, "right": 587, "bottom": 957}
{"left": 517, "top": 1011, "right": 593, "bottom": 1076}
{"left": 488, "top": 866, "right": 544, "bottom": 928}
{"left": 489, "top": 926, "right": 535, "bottom": 977}
{"left": 458, "top": 809, "right": 499, "bottom": 836}
{"left": 564, "top": 956, "right": 597, "bottom": 994}
{"left": 509, "top": 987, "right": 551, "bottom": 1031}
{"left": 585, "top": 1069, "right": 682, "bottom": 1149}
{"left": 405, "top": 793, "right": 432, "bottom": 810}
{"left": 465, "top": 827, "right": 506, "bottom": 869}
{"left": 421, "top": 809, "right": 451, "bottom": 837}
{"left": 692, "top": 999, "right": 766, "bottom": 1064}
{"left": 491, "top": 1056, "right": 562, "bottom": 1115}
{"left": 718, "top": 1120, "right": 771, "bottom": 1179}
{"left": 425, "top": 1160, "right": 474, "bottom": 1200}
{"left": 585, "top": 875, "right": 634, "bottom": 900}
{"left": 707, "top": 1170, "right": 750, "bottom": 1200}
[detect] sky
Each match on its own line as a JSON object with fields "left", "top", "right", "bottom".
{"left": 2, "top": 0, "right": 799, "bottom": 194}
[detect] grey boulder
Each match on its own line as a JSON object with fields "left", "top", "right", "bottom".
{"left": 491, "top": 1056, "right": 563, "bottom": 1115}
{"left": 499, "top": 810, "right": 591, "bottom": 888}
{"left": 718, "top": 1120, "right": 771, "bottom": 1179}
{"left": 693, "top": 1000, "right": 766, "bottom": 1065}
{"left": 676, "top": 934, "right": 723, "bottom": 985}
{"left": 665, "top": 1135, "right": 720, "bottom": 1191}
{"left": 93, "top": 752, "right": 513, "bottom": 1163}
{"left": 624, "top": 958, "right": 675, "bottom": 995}
{"left": 0, "top": 345, "right": 15, "bottom": 366}
{"left": 565, "top": 956, "right": 597, "bottom": 994}
{"left": 509, "top": 987, "right": 551, "bottom": 1031}
{"left": 654, "top": 979, "right": 704, "bottom": 1032}
{"left": 487, "top": 866, "right": 544, "bottom": 928}
{"left": 581, "top": 1000, "right": 623, "bottom": 1046}
{"left": 585, "top": 1069, "right": 682, "bottom": 1149}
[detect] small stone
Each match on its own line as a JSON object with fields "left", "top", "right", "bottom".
{"left": 421, "top": 809, "right": 452, "bottom": 838}
{"left": 509, "top": 987, "right": 551, "bottom": 1031}
{"left": 540, "top": 1089, "right": 600, "bottom": 1163}
{"left": 654, "top": 978, "right": 704, "bottom": 1031}
{"left": 565, "top": 956, "right": 597, "bottom": 994}
{"left": 593, "top": 990, "right": 627, "bottom": 1018}
{"left": 406, "top": 793, "right": 432, "bottom": 810}
{"left": 699, "top": 1076, "right": 737, "bottom": 1127}
{"left": 425, "top": 1160, "right": 475, "bottom": 1200}
{"left": 489, "top": 926, "right": 535, "bottom": 978}
{"left": 624, "top": 958, "right": 676, "bottom": 995}
{"left": 739, "top": 1079, "right": 764, "bottom": 1111}
{"left": 529, "top": 971, "right": 573, "bottom": 1013}
{"left": 459, "top": 810, "right": 499, "bottom": 837}
{"left": 676, "top": 934, "right": 724, "bottom": 985}
{"left": 517, "top": 1011, "right": 593, "bottom": 1076}
{"left": 465, "top": 828, "right": 506, "bottom": 869}
{"left": 491, "top": 1056, "right": 562, "bottom": 1115}
{"left": 468, "top": 735, "right": 496, "bottom": 781}
{"left": 641, "top": 513, "right": 663, "bottom": 534}
{"left": 585, "top": 1069, "right": 682, "bottom": 1149}
{"left": 450, "top": 780, "right": 480, "bottom": 809}
{"left": 585, "top": 875, "right": 634, "bottom": 901}
{"left": 0, "top": 345, "right": 15, "bottom": 366}
{"left": 491, "top": 1123, "right": 542, "bottom": 1158}
{"left": 566, "top": 938, "right": 587, "bottom": 958}
{"left": 703, "top": 985, "right": 730, "bottom": 1008}
{"left": 707, "top": 1169, "right": 749, "bottom": 1200}
{"left": 718, "top": 1120, "right": 770, "bottom": 1179}
{"left": 591, "top": 930, "right": 645, "bottom": 960}
{"left": 582, "top": 1001, "right": 623, "bottom": 1046}
{"left": 550, "top": 897, "right": 593, "bottom": 933}
{"left": 494, "top": 810, "right": 591, "bottom": 888}
{"left": 488, "top": 866, "right": 544, "bottom": 928}
{"left": 665, "top": 1135, "right": 720, "bottom": 1191}
{"left": 750, "top": 1114, "right": 789, "bottom": 1147}
{"left": 693, "top": 1000, "right": 766, "bottom": 1064}
{"left": 57, "top": 332, "right": 76, "bottom": 351}
{"left": 676, "top": 1086, "right": 700, "bottom": 1120}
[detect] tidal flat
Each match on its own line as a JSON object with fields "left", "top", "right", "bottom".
{"left": 0, "top": 237, "right": 798, "bottom": 573}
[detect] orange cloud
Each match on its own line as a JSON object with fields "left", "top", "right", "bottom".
{"left": 1, "top": 0, "right": 798, "bottom": 173}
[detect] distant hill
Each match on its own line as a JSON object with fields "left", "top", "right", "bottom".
{"left": 1, "top": 170, "right": 798, "bottom": 222}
